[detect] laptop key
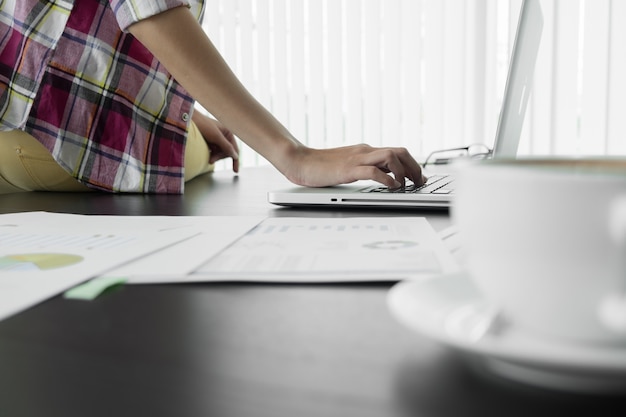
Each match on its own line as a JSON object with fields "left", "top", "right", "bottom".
{"left": 412, "top": 177, "right": 452, "bottom": 194}
{"left": 362, "top": 175, "right": 451, "bottom": 194}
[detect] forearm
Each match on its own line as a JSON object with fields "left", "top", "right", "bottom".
{"left": 128, "top": 6, "right": 425, "bottom": 189}
{"left": 128, "top": 6, "right": 303, "bottom": 175}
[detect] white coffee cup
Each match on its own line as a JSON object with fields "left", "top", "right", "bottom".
{"left": 452, "top": 157, "right": 626, "bottom": 345}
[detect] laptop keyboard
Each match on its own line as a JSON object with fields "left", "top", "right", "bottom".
{"left": 361, "top": 175, "right": 455, "bottom": 194}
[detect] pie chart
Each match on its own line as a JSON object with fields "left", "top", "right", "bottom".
{"left": 0, "top": 253, "right": 84, "bottom": 271}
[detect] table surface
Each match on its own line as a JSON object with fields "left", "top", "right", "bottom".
{"left": 1, "top": 167, "right": 624, "bottom": 417}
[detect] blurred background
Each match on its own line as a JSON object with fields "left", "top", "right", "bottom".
{"left": 199, "top": 0, "right": 626, "bottom": 169}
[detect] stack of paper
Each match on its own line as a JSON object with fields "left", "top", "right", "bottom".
{"left": 0, "top": 212, "right": 263, "bottom": 321}
{"left": 0, "top": 212, "right": 459, "bottom": 322}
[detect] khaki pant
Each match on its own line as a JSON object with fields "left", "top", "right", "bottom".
{"left": 0, "top": 122, "right": 212, "bottom": 194}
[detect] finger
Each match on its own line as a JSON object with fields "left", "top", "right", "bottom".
{"left": 207, "top": 129, "right": 239, "bottom": 161}
{"left": 393, "top": 147, "right": 426, "bottom": 185}
{"left": 226, "top": 133, "right": 240, "bottom": 166}
{"left": 366, "top": 147, "right": 424, "bottom": 186}
{"left": 220, "top": 129, "right": 240, "bottom": 173}
{"left": 208, "top": 148, "right": 225, "bottom": 164}
{"left": 214, "top": 131, "right": 240, "bottom": 173}
{"left": 208, "top": 145, "right": 240, "bottom": 173}
{"left": 222, "top": 136, "right": 240, "bottom": 173}
{"left": 357, "top": 148, "right": 407, "bottom": 187}
{"left": 219, "top": 137, "right": 239, "bottom": 161}
{"left": 349, "top": 165, "right": 402, "bottom": 188}
{"left": 365, "top": 147, "right": 426, "bottom": 186}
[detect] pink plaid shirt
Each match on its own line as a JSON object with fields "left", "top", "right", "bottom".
{"left": 0, "top": 0, "right": 204, "bottom": 193}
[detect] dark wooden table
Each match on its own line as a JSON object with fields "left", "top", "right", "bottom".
{"left": 0, "top": 167, "right": 624, "bottom": 417}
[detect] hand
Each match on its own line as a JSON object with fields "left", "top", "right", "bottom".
{"left": 282, "top": 144, "right": 427, "bottom": 188}
{"left": 192, "top": 112, "right": 239, "bottom": 173}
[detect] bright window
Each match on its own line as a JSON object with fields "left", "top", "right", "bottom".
{"left": 202, "top": 0, "right": 626, "bottom": 169}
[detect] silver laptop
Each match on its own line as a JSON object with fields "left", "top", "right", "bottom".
{"left": 269, "top": 0, "right": 544, "bottom": 209}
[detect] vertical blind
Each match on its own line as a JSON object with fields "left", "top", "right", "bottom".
{"left": 201, "top": 0, "right": 626, "bottom": 168}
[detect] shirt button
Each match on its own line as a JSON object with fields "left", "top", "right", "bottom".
{"left": 182, "top": 113, "right": 190, "bottom": 122}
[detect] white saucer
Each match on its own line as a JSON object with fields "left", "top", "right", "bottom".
{"left": 387, "top": 273, "right": 626, "bottom": 393}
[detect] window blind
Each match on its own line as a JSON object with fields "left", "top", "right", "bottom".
{"left": 201, "top": 0, "right": 626, "bottom": 169}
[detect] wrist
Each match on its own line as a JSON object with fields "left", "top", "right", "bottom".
{"left": 268, "top": 139, "right": 313, "bottom": 186}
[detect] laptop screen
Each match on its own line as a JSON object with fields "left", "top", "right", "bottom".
{"left": 492, "top": 0, "right": 544, "bottom": 159}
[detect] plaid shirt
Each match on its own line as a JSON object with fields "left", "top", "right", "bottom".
{"left": 0, "top": 0, "right": 205, "bottom": 193}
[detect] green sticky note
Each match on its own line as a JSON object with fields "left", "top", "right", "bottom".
{"left": 64, "top": 276, "right": 127, "bottom": 300}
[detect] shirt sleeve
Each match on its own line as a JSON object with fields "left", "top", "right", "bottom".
{"left": 109, "top": 0, "right": 191, "bottom": 32}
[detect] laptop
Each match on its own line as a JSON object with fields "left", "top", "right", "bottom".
{"left": 269, "top": 0, "right": 544, "bottom": 209}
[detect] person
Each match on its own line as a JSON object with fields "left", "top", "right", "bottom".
{"left": 0, "top": 0, "right": 425, "bottom": 194}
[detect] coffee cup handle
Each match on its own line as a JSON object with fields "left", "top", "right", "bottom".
{"left": 598, "top": 196, "right": 626, "bottom": 333}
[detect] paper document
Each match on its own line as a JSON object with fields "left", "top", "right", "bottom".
{"left": 173, "top": 217, "right": 459, "bottom": 283}
{"left": 0, "top": 212, "right": 260, "bottom": 321}
{"left": 438, "top": 225, "right": 466, "bottom": 264}
{"left": 115, "top": 215, "right": 265, "bottom": 282}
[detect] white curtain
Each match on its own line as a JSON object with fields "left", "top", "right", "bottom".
{"left": 201, "top": 0, "right": 626, "bottom": 169}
